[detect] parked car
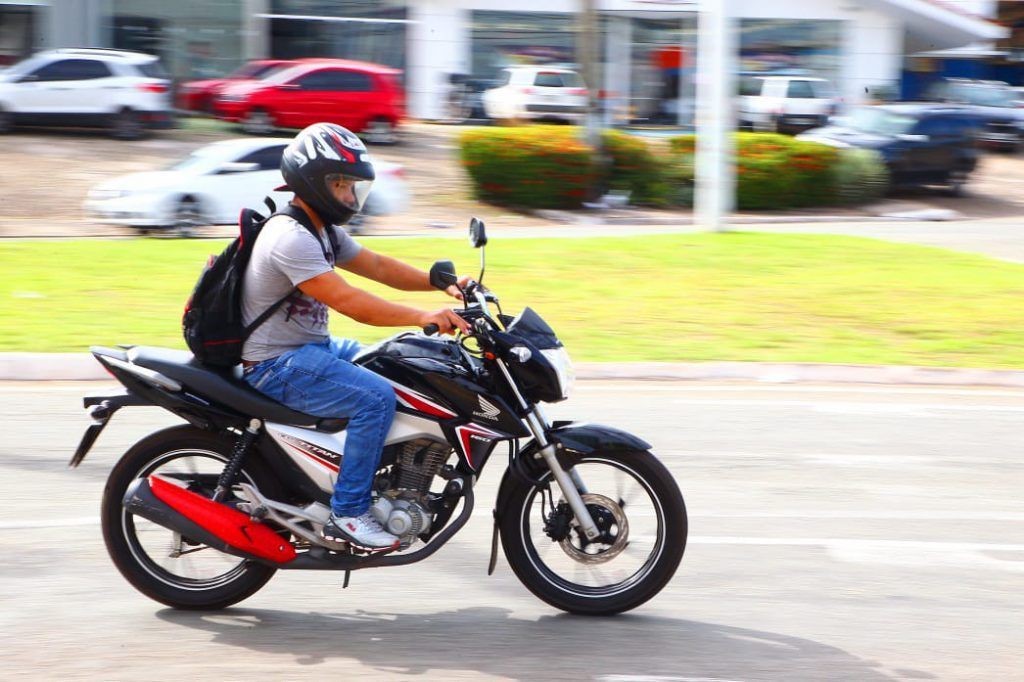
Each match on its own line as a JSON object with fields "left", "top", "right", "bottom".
{"left": 923, "top": 78, "right": 1024, "bottom": 151}
{"left": 738, "top": 74, "right": 838, "bottom": 134}
{"left": 482, "top": 66, "right": 588, "bottom": 124}
{"left": 177, "top": 59, "right": 291, "bottom": 113}
{"left": 84, "top": 137, "right": 409, "bottom": 235}
{"left": 0, "top": 47, "right": 172, "bottom": 139}
{"left": 214, "top": 59, "right": 404, "bottom": 144}
{"left": 798, "top": 104, "right": 982, "bottom": 194}
{"left": 443, "top": 73, "right": 496, "bottom": 123}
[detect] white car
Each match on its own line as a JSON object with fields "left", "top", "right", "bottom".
{"left": 738, "top": 75, "right": 838, "bottom": 134}
{"left": 482, "top": 66, "right": 588, "bottom": 124}
{"left": 0, "top": 48, "right": 172, "bottom": 139}
{"left": 85, "top": 138, "right": 409, "bottom": 234}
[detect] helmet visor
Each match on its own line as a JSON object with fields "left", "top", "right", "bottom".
{"left": 324, "top": 173, "right": 373, "bottom": 213}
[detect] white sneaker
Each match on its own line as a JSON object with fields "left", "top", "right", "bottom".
{"left": 322, "top": 511, "right": 400, "bottom": 552}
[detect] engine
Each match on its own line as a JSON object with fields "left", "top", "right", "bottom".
{"left": 371, "top": 439, "right": 452, "bottom": 547}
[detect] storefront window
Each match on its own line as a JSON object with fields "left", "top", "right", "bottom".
{"left": 269, "top": 0, "right": 407, "bottom": 73}
{"left": 630, "top": 17, "right": 698, "bottom": 125}
{"left": 107, "top": 0, "right": 246, "bottom": 82}
{"left": 470, "top": 11, "right": 578, "bottom": 80}
{"left": 739, "top": 19, "right": 842, "bottom": 83}
{"left": 0, "top": 6, "right": 40, "bottom": 66}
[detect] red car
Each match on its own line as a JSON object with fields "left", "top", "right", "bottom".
{"left": 177, "top": 59, "right": 292, "bottom": 112}
{"left": 214, "top": 59, "right": 405, "bottom": 144}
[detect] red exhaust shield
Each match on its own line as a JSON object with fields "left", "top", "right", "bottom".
{"left": 148, "top": 475, "right": 296, "bottom": 564}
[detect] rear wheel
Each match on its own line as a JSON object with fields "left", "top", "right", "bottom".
{"left": 0, "top": 106, "right": 12, "bottom": 134}
{"left": 499, "top": 450, "right": 686, "bottom": 615}
{"left": 101, "top": 425, "right": 280, "bottom": 610}
{"left": 111, "top": 108, "right": 144, "bottom": 140}
{"left": 173, "top": 197, "right": 204, "bottom": 237}
{"left": 365, "top": 117, "right": 398, "bottom": 145}
{"left": 242, "top": 107, "right": 275, "bottom": 135}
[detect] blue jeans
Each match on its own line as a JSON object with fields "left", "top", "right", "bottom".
{"left": 243, "top": 337, "right": 396, "bottom": 517}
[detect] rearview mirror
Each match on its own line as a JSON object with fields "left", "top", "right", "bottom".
{"left": 429, "top": 260, "right": 458, "bottom": 291}
{"left": 215, "top": 162, "right": 261, "bottom": 175}
{"left": 469, "top": 217, "right": 487, "bottom": 248}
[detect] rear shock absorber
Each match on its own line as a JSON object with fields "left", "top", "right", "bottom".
{"left": 212, "top": 419, "right": 261, "bottom": 502}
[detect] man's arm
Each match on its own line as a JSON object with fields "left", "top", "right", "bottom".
{"left": 340, "top": 248, "right": 430, "bottom": 291}
{"left": 340, "top": 247, "right": 472, "bottom": 299}
{"left": 298, "top": 270, "right": 469, "bottom": 334}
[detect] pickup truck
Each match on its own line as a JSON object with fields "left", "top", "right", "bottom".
{"left": 738, "top": 75, "right": 838, "bottom": 134}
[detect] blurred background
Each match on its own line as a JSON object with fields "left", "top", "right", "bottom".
{"left": 0, "top": 0, "right": 1022, "bottom": 240}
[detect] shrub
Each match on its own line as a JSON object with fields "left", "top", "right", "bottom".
{"left": 459, "top": 126, "right": 597, "bottom": 209}
{"left": 600, "top": 130, "right": 671, "bottom": 207}
{"left": 668, "top": 133, "right": 842, "bottom": 210}
{"left": 832, "top": 148, "right": 889, "bottom": 205}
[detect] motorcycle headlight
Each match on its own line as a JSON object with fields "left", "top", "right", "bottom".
{"left": 540, "top": 347, "right": 575, "bottom": 399}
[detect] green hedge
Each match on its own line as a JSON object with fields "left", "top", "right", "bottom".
{"left": 460, "top": 127, "right": 887, "bottom": 212}
{"left": 459, "top": 126, "right": 597, "bottom": 209}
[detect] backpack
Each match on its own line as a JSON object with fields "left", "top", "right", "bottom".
{"left": 182, "top": 199, "right": 338, "bottom": 367}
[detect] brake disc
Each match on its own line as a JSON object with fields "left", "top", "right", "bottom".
{"left": 558, "top": 493, "right": 629, "bottom": 565}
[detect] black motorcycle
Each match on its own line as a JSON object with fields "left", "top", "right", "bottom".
{"left": 72, "top": 218, "right": 687, "bottom": 615}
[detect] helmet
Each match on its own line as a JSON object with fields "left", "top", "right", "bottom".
{"left": 280, "top": 123, "right": 375, "bottom": 226}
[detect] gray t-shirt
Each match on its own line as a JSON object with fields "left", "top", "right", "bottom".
{"left": 241, "top": 214, "right": 362, "bottom": 361}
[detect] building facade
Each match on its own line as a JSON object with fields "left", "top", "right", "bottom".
{"left": 1, "top": 0, "right": 1003, "bottom": 123}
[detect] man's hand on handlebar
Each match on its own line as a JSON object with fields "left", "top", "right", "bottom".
{"left": 419, "top": 308, "right": 471, "bottom": 336}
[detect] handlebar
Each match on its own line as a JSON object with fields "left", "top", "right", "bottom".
{"left": 422, "top": 323, "right": 440, "bottom": 336}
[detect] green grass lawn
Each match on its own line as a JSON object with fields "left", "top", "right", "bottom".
{"left": 2, "top": 233, "right": 1023, "bottom": 368}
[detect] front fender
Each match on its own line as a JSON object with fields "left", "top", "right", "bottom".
{"left": 495, "top": 423, "right": 652, "bottom": 511}
{"left": 545, "top": 422, "right": 651, "bottom": 456}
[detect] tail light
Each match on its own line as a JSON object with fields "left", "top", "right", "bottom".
{"left": 520, "top": 87, "right": 534, "bottom": 95}
{"left": 138, "top": 82, "right": 169, "bottom": 94}
{"left": 386, "top": 167, "right": 405, "bottom": 179}
{"left": 569, "top": 88, "right": 588, "bottom": 96}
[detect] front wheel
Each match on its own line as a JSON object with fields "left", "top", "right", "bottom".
{"left": 101, "top": 425, "right": 279, "bottom": 609}
{"left": 499, "top": 450, "right": 686, "bottom": 615}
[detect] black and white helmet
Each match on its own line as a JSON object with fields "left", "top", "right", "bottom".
{"left": 280, "top": 122, "right": 375, "bottom": 226}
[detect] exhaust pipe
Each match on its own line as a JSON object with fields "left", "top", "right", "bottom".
{"left": 123, "top": 475, "right": 296, "bottom": 565}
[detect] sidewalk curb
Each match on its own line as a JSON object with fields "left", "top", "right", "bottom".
{"left": 528, "top": 210, "right": 914, "bottom": 227}
{"left": 3, "top": 353, "right": 1023, "bottom": 388}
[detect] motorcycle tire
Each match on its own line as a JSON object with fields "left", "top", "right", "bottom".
{"left": 499, "top": 449, "right": 686, "bottom": 615}
{"left": 101, "top": 424, "right": 281, "bottom": 610}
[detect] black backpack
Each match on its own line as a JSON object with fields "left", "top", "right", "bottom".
{"left": 182, "top": 200, "right": 337, "bottom": 367}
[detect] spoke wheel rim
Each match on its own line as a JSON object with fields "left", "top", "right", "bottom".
{"left": 518, "top": 458, "right": 667, "bottom": 598}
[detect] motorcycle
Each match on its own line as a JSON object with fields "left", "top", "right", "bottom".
{"left": 72, "top": 218, "right": 687, "bottom": 615}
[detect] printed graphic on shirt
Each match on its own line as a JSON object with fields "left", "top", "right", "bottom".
{"left": 284, "top": 292, "right": 329, "bottom": 329}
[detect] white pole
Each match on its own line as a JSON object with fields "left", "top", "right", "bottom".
{"left": 694, "top": 0, "right": 736, "bottom": 232}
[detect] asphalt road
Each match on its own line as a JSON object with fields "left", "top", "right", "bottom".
{"left": 2, "top": 380, "right": 1022, "bottom": 680}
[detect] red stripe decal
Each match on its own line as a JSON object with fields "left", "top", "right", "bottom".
{"left": 390, "top": 384, "right": 456, "bottom": 418}
{"left": 288, "top": 443, "right": 340, "bottom": 472}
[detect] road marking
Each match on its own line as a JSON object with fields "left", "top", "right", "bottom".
{"left": 666, "top": 450, "right": 1021, "bottom": 466}
{"left": 599, "top": 677, "right": 744, "bottom": 682}
{"left": 668, "top": 398, "right": 1024, "bottom": 413}
{"left": 690, "top": 536, "right": 1024, "bottom": 552}
{"left": 696, "top": 511, "right": 1024, "bottom": 521}
{"left": 0, "top": 517, "right": 99, "bottom": 529}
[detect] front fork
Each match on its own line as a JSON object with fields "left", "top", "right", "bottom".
{"left": 489, "top": 349, "right": 600, "bottom": 540}
{"left": 523, "top": 403, "right": 600, "bottom": 541}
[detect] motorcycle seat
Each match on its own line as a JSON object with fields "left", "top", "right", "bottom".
{"left": 126, "top": 346, "right": 348, "bottom": 433}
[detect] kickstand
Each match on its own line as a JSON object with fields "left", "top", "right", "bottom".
{"left": 343, "top": 570, "right": 351, "bottom": 589}
{"left": 487, "top": 509, "right": 500, "bottom": 576}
